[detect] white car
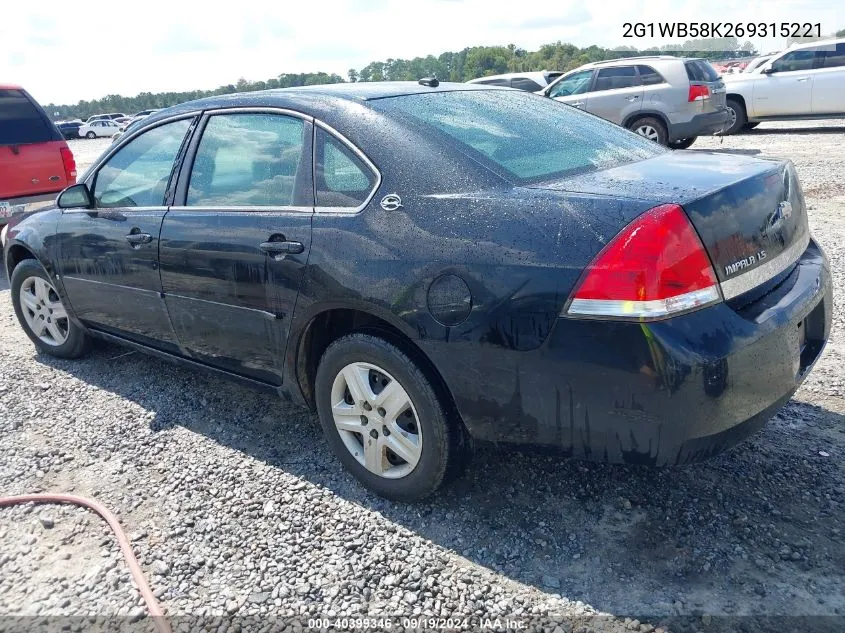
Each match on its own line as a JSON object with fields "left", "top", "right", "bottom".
{"left": 721, "top": 38, "right": 845, "bottom": 134}
{"left": 78, "top": 119, "right": 122, "bottom": 139}
{"left": 467, "top": 71, "right": 563, "bottom": 92}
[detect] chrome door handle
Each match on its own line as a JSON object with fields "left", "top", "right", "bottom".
{"left": 571, "top": 101, "right": 585, "bottom": 108}
{"left": 125, "top": 232, "right": 152, "bottom": 245}
{"left": 626, "top": 96, "right": 640, "bottom": 101}
{"left": 796, "top": 77, "right": 810, "bottom": 82}
{"left": 259, "top": 240, "right": 304, "bottom": 256}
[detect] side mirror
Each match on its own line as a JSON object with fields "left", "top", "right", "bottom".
{"left": 761, "top": 66, "right": 775, "bottom": 74}
{"left": 57, "top": 183, "right": 94, "bottom": 209}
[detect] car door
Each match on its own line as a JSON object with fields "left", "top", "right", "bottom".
{"left": 583, "top": 65, "right": 643, "bottom": 124}
{"left": 55, "top": 117, "right": 196, "bottom": 351}
{"left": 547, "top": 69, "right": 594, "bottom": 110}
{"left": 158, "top": 110, "right": 313, "bottom": 386}
{"left": 753, "top": 48, "right": 822, "bottom": 116}
{"left": 812, "top": 43, "right": 845, "bottom": 114}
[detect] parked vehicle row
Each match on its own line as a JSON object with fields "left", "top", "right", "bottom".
{"left": 3, "top": 82, "right": 831, "bottom": 500}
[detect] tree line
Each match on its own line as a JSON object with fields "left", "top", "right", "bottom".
{"left": 46, "top": 33, "right": 842, "bottom": 120}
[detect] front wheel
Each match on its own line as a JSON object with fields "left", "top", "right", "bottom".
{"left": 315, "top": 333, "right": 463, "bottom": 501}
{"left": 668, "top": 137, "right": 697, "bottom": 150}
{"left": 11, "top": 259, "right": 90, "bottom": 358}
{"left": 86, "top": 131, "right": 96, "bottom": 139}
{"left": 628, "top": 116, "right": 668, "bottom": 145}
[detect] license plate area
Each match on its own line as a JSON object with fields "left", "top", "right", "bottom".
{"left": 0, "top": 201, "right": 10, "bottom": 218}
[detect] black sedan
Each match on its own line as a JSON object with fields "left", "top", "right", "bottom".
{"left": 55, "top": 120, "right": 83, "bottom": 139}
{"left": 3, "top": 82, "right": 831, "bottom": 500}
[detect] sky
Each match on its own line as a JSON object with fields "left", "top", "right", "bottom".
{"left": 1, "top": 0, "right": 840, "bottom": 106}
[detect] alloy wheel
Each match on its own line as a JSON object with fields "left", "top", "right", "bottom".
{"left": 634, "top": 124, "right": 660, "bottom": 142}
{"left": 726, "top": 106, "right": 738, "bottom": 130}
{"left": 330, "top": 361, "right": 422, "bottom": 479}
{"left": 19, "top": 277, "right": 69, "bottom": 346}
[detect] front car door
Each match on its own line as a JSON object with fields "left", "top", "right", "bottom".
{"left": 55, "top": 116, "right": 196, "bottom": 351}
{"left": 754, "top": 48, "right": 821, "bottom": 116}
{"left": 812, "top": 42, "right": 845, "bottom": 114}
{"left": 547, "top": 69, "right": 594, "bottom": 110}
{"left": 158, "top": 109, "right": 314, "bottom": 385}
{"left": 583, "top": 65, "right": 644, "bottom": 124}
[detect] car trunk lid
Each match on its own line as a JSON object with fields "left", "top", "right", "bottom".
{"left": 530, "top": 151, "right": 809, "bottom": 302}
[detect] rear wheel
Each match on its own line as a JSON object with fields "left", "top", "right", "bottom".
{"left": 669, "top": 137, "right": 697, "bottom": 150}
{"left": 722, "top": 97, "right": 747, "bottom": 135}
{"left": 628, "top": 116, "right": 668, "bottom": 145}
{"left": 86, "top": 131, "right": 96, "bottom": 139}
{"left": 10, "top": 259, "right": 90, "bottom": 358}
{"left": 315, "top": 333, "right": 461, "bottom": 501}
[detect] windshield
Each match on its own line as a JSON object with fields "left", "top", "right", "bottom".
{"left": 743, "top": 56, "right": 771, "bottom": 72}
{"left": 371, "top": 90, "right": 663, "bottom": 184}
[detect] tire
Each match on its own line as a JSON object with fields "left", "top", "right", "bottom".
{"left": 315, "top": 333, "right": 462, "bottom": 501}
{"left": 668, "top": 137, "right": 697, "bottom": 150}
{"left": 744, "top": 122, "right": 760, "bottom": 130}
{"left": 10, "top": 259, "right": 90, "bottom": 359}
{"left": 628, "top": 116, "right": 668, "bottom": 145}
{"left": 722, "top": 97, "right": 747, "bottom": 135}
{"left": 86, "top": 131, "right": 96, "bottom": 139}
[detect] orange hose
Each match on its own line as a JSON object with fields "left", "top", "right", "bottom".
{"left": 0, "top": 493, "right": 172, "bottom": 633}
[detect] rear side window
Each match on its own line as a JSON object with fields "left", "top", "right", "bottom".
{"left": 822, "top": 43, "right": 845, "bottom": 69}
{"left": 372, "top": 90, "right": 663, "bottom": 184}
{"left": 94, "top": 119, "right": 191, "bottom": 208}
{"left": 511, "top": 77, "right": 543, "bottom": 91}
{"left": 188, "top": 113, "right": 306, "bottom": 207}
{"left": 685, "top": 60, "right": 720, "bottom": 82}
{"left": 315, "top": 128, "right": 377, "bottom": 208}
{"left": 637, "top": 65, "right": 666, "bottom": 85}
{"left": 0, "top": 89, "right": 53, "bottom": 145}
{"left": 593, "top": 66, "right": 638, "bottom": 91}
{"left": 476, "top": 78, "right": 510, "bottom": 87}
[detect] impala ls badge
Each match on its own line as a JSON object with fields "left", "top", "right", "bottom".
{"left": 380, "top": 194, "right": 403, "bottom": 211}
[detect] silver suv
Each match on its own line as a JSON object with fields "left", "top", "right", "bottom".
{"left": 542, "top": 56, "right": 728, "bottom": 149}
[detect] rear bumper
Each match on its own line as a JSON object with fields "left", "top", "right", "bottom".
{"left": 430, "top": 239, "right": 832, "bottom": 465}
{"left": 669, "top": 108, "right": 729, "bottom": 141}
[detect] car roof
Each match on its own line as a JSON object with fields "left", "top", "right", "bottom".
{"left": 142, "top": 81, "right": 507, "bottom": 125}
{"left": 0, "top": 83, "right": 24, "bottom": 91}
{"left": 467, "top": 71, "right": 554, "bottom": 83}
{"left": 788, "top": 36, "right": 844, "bottom": 50}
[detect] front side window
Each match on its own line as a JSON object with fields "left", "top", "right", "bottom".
{"left": 93, "top": 118, "right": 191, "bottom": 208}
{"left": 188, "top": 113, "right": 306, "bottom": 207}
{"left": 593, "top": 66, "right": 638, "bottom": 91}
{"left": 772, "top": 49, "right": 822, "bottom": 72}
{"left": 372, "top": 90, "right": 663, "bottom": 184}
{"left": 548, "top": 70, "right": 593, "bottom": 98}
{"left": 315, "top": 128, "right": 377, "bottom": 208}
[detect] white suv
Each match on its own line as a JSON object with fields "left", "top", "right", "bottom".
{"left": 721, "top": 38, "right": 845, "bottom": 134}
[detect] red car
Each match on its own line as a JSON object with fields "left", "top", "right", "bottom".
{"left": 0, "top": 84, "right": 76, "bottom": 225}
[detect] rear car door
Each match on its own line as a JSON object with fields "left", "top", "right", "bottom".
{"left": 754, "top": 49, "right": 821, "bottom": 116}
{"left": 158, "top": 110, "right": 314, "bottom": 386}
{"left": 812, "top": 43, "right": 845, "bottom": 114}
{"left": 56, "top": 117, "right": 195, "bottom": 352}
{"left": 0, "top": 87, "right": 73, "bottom": 211}
{"left": 583, "top": 65, "right": 643, "bottom": 124}
{"left": 548, "top": 69, "right": 594, "bottom": 110}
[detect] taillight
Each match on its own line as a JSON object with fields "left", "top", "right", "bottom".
{"left": 688, "top": 85, "right": 710, "bottom": 101}
{"left": 60, "top": 146, "right": 77, "bottom": 184}
{"left": 565, "top": 204, "right": 721, "bottom": 319}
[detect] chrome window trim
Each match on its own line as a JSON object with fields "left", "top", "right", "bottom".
{"left": 166, "top": 206, "right": 313, "bottom": 214}
{"left": 313, "top": 119, "right": 382, "bottom": 215}
{"left": 720, "top": 230, "right": 810, "bottom": 300}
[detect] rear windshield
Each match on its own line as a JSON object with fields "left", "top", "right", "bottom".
{"left": 685, "top": 59, "right": 721, "bottom": 82}
{"left": 371, "top": 90, "right": 663, "bottom": 184}
{"left": 0, "top": 89, "right": 54, "bottom": 145}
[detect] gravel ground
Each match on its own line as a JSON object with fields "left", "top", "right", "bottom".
{"left": 1, "top": 123, "right": 844, "bottom": 633}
